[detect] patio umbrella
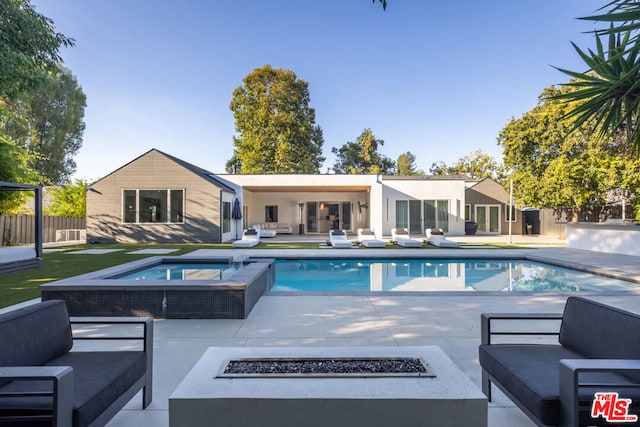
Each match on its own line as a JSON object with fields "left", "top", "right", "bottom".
{"left": 232, "top": 198, "right": 242, "bottom": 239}
{"left": 232, "top": 198, "right": 242, "bottom": 220}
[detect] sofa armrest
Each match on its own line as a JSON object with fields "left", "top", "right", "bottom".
{"left": 481, "top": 312, "right": 563, "bottom": 345}
{"left": 559, "top": 359, "right": 640, "bottom": 427}
{"left": 70, "top": 316, "right": 152, "bottom": 348}
{"left": 70, "top": 316, "right": 153, "bottom": 408}
{"left": 0, "top": 366, "right": 74, "bottom": 427}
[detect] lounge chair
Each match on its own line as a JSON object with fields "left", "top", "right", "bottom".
{"left": 391, "top": 228, "right": 422, "bottom": 247}
{"left": 357, "top": 228, "right": 386, "bottom": 248}
{"left": 232, "top": 229, "right": 260, "bottom": 248}
{"left": 329, "top": 229, "right": 354, "bottom": 248}
{"left": 425, "top": 228, "right": 458, "bottom": 248}
{"left": 252, "top": 224, "right": 276, "bottom": 238}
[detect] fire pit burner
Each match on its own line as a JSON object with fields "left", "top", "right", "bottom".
{"left": 218, "top": 357, "right": 435, "bottom": 378}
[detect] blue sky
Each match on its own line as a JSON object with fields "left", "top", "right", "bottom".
{"left": 33, "top": 0, "right": 605, "bottom": 180}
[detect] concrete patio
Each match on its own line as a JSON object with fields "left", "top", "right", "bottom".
{"left": 8, "top": 244, "right": 640, "bottom": 426}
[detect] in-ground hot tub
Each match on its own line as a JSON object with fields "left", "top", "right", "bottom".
{"left": 40, "top": 257, "right": 274, "bottom": 319}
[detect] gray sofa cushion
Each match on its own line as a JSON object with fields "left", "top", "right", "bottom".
{"left": 479, "top": 343, "right": 640, "bottom": 426}
{"left": 0, "top": 300, "right": 72, "bottom": 367}
{"left": 0, "top": 351, "right": 146, "bottom": 427}
{"left": 560, "top": 297, "right": 640, "bottom": 382}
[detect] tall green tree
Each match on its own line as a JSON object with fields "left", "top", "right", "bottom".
{"left": 10, "top": 66, "right": 86, "bottom": 184}
{"left": 429, "top": 150, "right": 505, "bottom": 182}
{"left": 332, "top": 128, "right": 395, "bottom": 174}
{"left": 0, "top": 0, "right": 74, "bottom": 99}
{"left": 228, "top": 65, "right": 325, "bottom": 174}
{"left": 0, "top": 0, "right": 75, "bottom": 212}
{"left": 0, "top": 139, "right": 39, "bottom": 213}
{"left": 396, "top": 151, "right": 423, "bottom": 175}
{"left": 499, "top": 83, "right": 640, "bottom": 220}
{"left": 44, "top": 179, "right": 88, "bottom": 217}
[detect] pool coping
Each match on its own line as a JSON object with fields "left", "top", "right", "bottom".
{"left": 40, "top": 256, "right": 268, "bottom": 290}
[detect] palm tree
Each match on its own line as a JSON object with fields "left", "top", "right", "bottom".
{"left": 553, "top": 1, "right": 640, "bottom": 154}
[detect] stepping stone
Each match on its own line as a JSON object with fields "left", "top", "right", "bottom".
{"left": 66, "top": 249, "right": 123, "bottom": 255}
{"left": 127, "top": 249, "right": 179, "bottom": 255}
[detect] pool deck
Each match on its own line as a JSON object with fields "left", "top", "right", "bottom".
{"left": 8, "top": 245, "right": 640, "bottom": 427}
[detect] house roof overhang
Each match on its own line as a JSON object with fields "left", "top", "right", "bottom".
{"left": 242, "top": 185, "right": 370, "bottom": 193}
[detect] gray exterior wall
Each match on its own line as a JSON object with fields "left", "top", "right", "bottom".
{"left": 465, "top": 179, "right": 523, "bottom": 235}
{"left": 87, "top": 150, "right": 228, "bottom": 243}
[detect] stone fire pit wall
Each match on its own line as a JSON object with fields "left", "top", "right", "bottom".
{"left": 169, "top": 346, "right": 488, "bottom": 427}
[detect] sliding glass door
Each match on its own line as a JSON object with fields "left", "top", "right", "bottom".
{"left": 396, "top": 199, "right": 449, "bottom": 234}
{"left": 409, "top": 200, "right": 422, "bottom": 234}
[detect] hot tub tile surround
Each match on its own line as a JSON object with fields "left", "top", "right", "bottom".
{"left": 40, "top": 257, "right": 275, "bottom": 319}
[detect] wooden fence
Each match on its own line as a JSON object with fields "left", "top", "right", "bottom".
{"left": 1, "top": 215, "right": 86, "bottom": 246}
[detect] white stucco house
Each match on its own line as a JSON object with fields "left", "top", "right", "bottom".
{"left": 86, "top": 149, "right": 468, "bottom": 243}
{"left": 222, "top": 174, "right": 467, "bottom": 238}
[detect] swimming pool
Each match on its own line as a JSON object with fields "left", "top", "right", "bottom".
{"left": 271, "top": 259, "right": 638, "bottom": 292}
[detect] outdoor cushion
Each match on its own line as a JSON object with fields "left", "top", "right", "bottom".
{"left": 0, "top": 351, "right": 146, "bottom": 427}
{"left": 479, "top": 344, "right": 640, "bottom": 426}
{"left": 560, "top": 297, "right": 640, "bottom": 370}
{"left": 0, "top": 300, "right": 72, "bottom": 367}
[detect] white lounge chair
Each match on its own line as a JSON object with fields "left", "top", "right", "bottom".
{"left": 358, "top": 228, "right": 386, "bottom": 248}
{"left": 391, "top": 228, "right": 422, "bottom": 247}
{"left": 329, "top": 229, "right": 354, "bottom": 248}
{"left": 232, "top": 229, "right": 260, "bottom": 248}
{"left": 252, "top": 224, "right": 276, "bottom": 238}
{"left": 425, "top": 228, "right": 458, "bottom": 248}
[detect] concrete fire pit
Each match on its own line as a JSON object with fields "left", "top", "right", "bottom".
{"left": 169, "top": 346, "right": 487, "bottom": 427}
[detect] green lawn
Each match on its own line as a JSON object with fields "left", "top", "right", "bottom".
{"left": 0, "top": 244, "right": 228, "bottom": 308}
{"left": 0, "top": 241, "right": 522, "bottom": 309}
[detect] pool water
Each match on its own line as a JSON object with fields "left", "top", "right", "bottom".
{"left": 117, "top": 263, "right": 243, "bottom": 281}
{"left": 271, "top": 259, "right": 637, "bottom": 292}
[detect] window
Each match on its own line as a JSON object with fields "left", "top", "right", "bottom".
{"left": 505, "top": 205, "right": 517, "bottom": 222}
{"left": 395, "top": 200, "right": 408, "bottom": 229}
{"left": 465, "top": 205, "right": 471, "bottom": 221}
{"left": 424, "top": 200, "right": 436, "bottom": 229}
{"left": 437, "top": 200, "right": 449, "bottom": 232}
{"left": 170, "top": 190, "right": 184, "bottom": 222}
{"left": 122, "top": 189, "right": 184, "bottom": 224}
{"left": 139, "top": 190, "right": 167, "bottom": 223}
{"left": 222, "top": 201, "right": 231, "bottom": 233}
{"left": 265, "top": 205, "right": 278, "bottom": 222}
{"left": 123, "top": 190, "right": 136, "bottom": 223}
{"left": 424, "top": 200, "right": 449, "bottom": 232}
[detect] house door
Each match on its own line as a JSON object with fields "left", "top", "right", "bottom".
{"left": 476, "top": 205, "right": 500, "bottom": 234}
{"left": 408, "top": 200, "right": 422, "bottom": 234}
{"left": 306, "top": 202, "right": 318, "bottom": 233}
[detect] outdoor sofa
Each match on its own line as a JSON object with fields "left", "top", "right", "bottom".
{"left": 251, "top": 223, "right": 292, "bottom": 234}
{"left": 479, "top": 296, "right": 640, "bottom": 427}
{"left": 0, "top": 300, "right": 153, "bottom": 427}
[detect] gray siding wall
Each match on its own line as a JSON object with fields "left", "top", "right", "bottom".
{"left": 466, "top": 180, "right": 522, "bottom": 235}
{"left": 87, "top": 151, "right": 223, "bottom": 243}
